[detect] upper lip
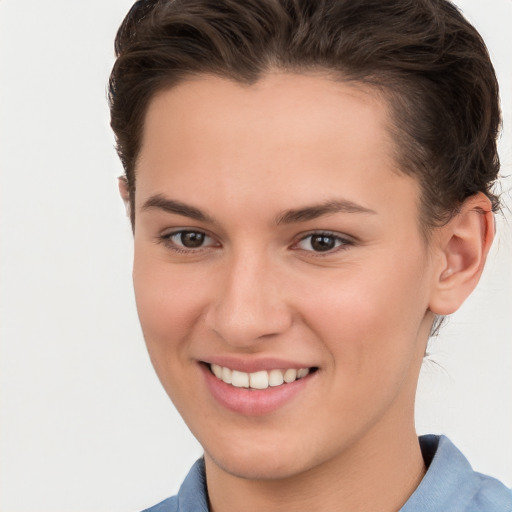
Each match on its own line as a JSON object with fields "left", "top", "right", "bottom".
{"left": 201, "top": 356, "right": 315, "bottom": 373}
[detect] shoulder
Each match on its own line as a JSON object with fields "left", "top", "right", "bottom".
{"left": 141, "top": 496, "right": 178, "bottom": 512}
{"left": 402, "top": 435, "right": 511, "bottom": 512}
{"left": 467, "top": 471, "right": 512, "bottom": 512}
{"left": 140, "top": 458, "right": 209, "bottom": 512}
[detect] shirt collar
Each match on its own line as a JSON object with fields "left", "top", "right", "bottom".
{"left": 176, "top": 457, "right": 209, "bottom": 512}
{"left": 400, "top": 434, "right": 495, "bottom": 511}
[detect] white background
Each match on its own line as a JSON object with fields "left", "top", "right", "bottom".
{"left": 0, "top": 1, "right": 510, "bottom": 511}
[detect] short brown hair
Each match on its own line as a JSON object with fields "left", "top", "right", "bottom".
{"left": 109, "top": 0, "right": 501, "bottom": 230}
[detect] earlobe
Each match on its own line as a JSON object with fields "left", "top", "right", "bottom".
{"left": 118, "top": 175, "right": 131, "bottom": 217}
{"left": 429, "top": 193, "right": 495, "bottom": 316}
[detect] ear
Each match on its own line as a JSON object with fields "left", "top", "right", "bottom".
{"left": 118, "top": 175, "right": 131, "bottom": 218}
{"left": 428, "top": 193, "right": 495, "bottom": 316}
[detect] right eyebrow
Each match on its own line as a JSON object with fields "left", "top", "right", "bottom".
{"left": 141, "top": 194, "right": 216, "bottom": 224}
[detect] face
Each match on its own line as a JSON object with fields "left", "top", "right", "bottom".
{"left": 132, "top": 73, "right": 437, "bottom": 480}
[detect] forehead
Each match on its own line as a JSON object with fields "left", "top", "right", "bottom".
{"left": 136, "top": 72, "right": 420, "bottom": 227}
{"left": 140, "top": 72, "right": 393, "bottom": 167}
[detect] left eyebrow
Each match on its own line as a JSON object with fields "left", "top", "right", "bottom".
{"left": 275, "top": 199, "right": 376, "bottom": 225}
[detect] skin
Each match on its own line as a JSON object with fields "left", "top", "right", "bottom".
{"left": 121, "top": 73, "right": 494, "bottom": 512}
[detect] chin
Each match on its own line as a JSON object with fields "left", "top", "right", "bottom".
{"left": 201, "top": 428, "right": 333, "bottom": 482}
{"left": 206, "top": 448, "right": 310, "bottom": 481}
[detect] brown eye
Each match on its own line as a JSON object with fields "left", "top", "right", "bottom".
{"left": 161, "top": 230, "right": 217, "bottom": 252}
{"left": 310, "top": 234, "right": 336, "bottom": 252}
{"left": 180, "top": 231, "right": 205, "bottom": 248}
{"left": 296, "top": 232, "right": 351, "bottom": 253}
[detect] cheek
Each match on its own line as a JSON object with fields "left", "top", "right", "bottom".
{"left": 292, "top": 259, "right": 430, "bottom": 443}
{"left": 132, "top": 252, "right": 219, "bottom": 419}
{"left": 132, "top": 250, "right": 210, "bottom": 367}
{"left": 297, "top": 250, "right": 430, "bottom": 378}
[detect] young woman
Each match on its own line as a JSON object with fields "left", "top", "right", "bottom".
{"left": 109, "top": 0, "right": 511, "bottom": 510}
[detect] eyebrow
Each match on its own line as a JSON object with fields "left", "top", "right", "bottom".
{"left": 141, "top": 194, "right": 216, "bottom": 223}
{"left": 141, "top": 194, "right": 376, "bottom": 225}
{"left": 275, "top": 199, "right": 376, "bottom": 225}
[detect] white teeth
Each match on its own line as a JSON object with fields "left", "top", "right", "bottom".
{"left": 283, "top": 368, "right": 297, "bottom": 383}
{"left": 221, "top": 366, "right": 232, "bottom": 384}
{"left": 268, "top": 369, "right": 284, "bottom": 387}
{"left": 249, "top": 370, "right": 269, "bottom": 390}
{"left": 211, "top": 363, "right": 223, "bottom": 379}
{"left": 210, "top": 364, "right": 311, "bottom": 389}
{"left": 297, "top": 368, "right": 310, "bottom": 379}
{"left": 231, "top": 370, "right": 249, "bottom": 388}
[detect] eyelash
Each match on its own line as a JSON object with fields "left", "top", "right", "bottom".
{"left": 292, "top": 231, "right": 354, "bottom": 255}
{"left": 157, "top": 230, "right": 354, "bottom": 256}
{"left": 157, "top": 230, "right": 218, "bottom": 254}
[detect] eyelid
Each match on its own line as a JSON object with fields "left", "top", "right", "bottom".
{"left": 291, "top": 230, "right": 355, "bottom": 254}
{"left": 157, "top": 228, "right": 220, "bottom": 253}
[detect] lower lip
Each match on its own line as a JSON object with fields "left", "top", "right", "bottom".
{"left": 201, "top": 364, "right": 314, "bottom": 416}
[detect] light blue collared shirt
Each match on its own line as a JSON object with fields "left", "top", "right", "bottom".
{"left": 143, "top": 435, "right": 512, "bottom": 512}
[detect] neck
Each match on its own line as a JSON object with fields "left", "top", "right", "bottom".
{"left": 205, "top": 422, "right": 426, "bottom": 512}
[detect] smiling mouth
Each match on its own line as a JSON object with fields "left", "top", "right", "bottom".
{"left": 208, "top": 363, "right": 316, "bottom": 390}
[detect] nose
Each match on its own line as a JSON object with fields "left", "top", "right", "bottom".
{"left": 205, "top": 250, "right": 293, "bottom": 348}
